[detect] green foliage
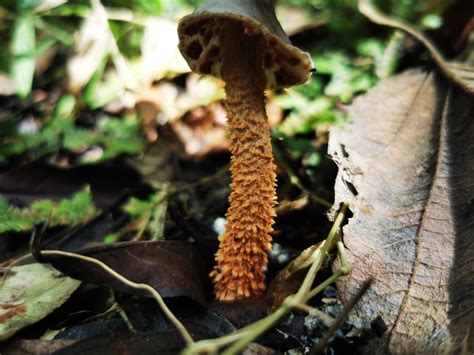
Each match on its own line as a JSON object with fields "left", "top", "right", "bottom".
{"left": 284, "top": 137, "right": 322, "bottom": 167}
{"left": 10, "top": 15, "right": 36, "bottom": 98}
{"left": 104, "top": 232, "right": 120, "bottom": 243}
{"left": 122, "top": 189, "right": 170, "bottom": 241}
{"left": 276, "top": 45, "right": 381, "bottom": 140}
{"left": 0, "top": 187, "right": 97, "bottom": 233}
{"left": 316, "top": 52, "right": 379, "bottom": 101}
{"left": 123, "top": 195, "right": 156, "bottom": 217}
{"left": 0, "top": 0, "right": 447, "bottom": 169}
{"left": 0, "top": 95, "right": 146, "bottom": 164}
{"left": 1, "top": 0, "right": 76, "bottom": 98}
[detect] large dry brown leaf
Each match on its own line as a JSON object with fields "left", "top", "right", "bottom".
{"left": 43, "top": 241, "right": 208, "bottom": 304}
{"left": 329, "top": 68, "right": 474, "bottom": 353}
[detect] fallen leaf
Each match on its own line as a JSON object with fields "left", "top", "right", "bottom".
{"left": 0, "top": 339, "right": 76, "bottom": 354}
{"left": 0, "top": 331, "right": 189, "bottom": 354}
{"left": 242, "top": 343, "right": 276, "bottom": 354}
{"left": 432, "top": 0, "right": 474, "bottom": 53}
{"left": 0, "top": 263, "right": 81, "bottom": 341}
{"left": 209, "top": 298, "right": 301, "bottom": 351}
{"left": 44, "top": 241, "right": 208, "bottom": 304}
{"left": 135, "top": 75, "right": 228, "bottom": 154}
{"left": 172, "top": 103, "right": 228, "bottom": 157}
{"left": 328, "top": 68, "right": 474, "bottom": 352}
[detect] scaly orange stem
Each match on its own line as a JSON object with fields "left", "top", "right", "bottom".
{"left": 210, "top": 21, "right": 277, "bottom": 300}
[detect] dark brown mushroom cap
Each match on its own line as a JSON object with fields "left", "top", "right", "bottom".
{"left": 177, "top": 0, "right": 313, "bottom": 90}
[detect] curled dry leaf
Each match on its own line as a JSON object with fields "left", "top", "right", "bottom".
{"left": 43, "top": 241, "right": 208, "bottom": 304}
{"left": 329, "top": 68, "right": 474, "bottom": 352}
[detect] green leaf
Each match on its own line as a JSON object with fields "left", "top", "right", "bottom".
{"left": 123, "top": 195, "right": 156, "bottom": 217}
{"left": 54, "top": 187, "right": 97, "bottom": 224}
{"left": 10, "top": 16, "right": 36, "bottom": 98}
{"left": 18, "top": 0, "right": 43, "bottom": 10}
{"left": 34, "top": 17, "right": 73, "bottom": 46}
{"left": 54, "top": 94, "right": 76, "bottom": 118}
{"left": 104, "top": 232, "right": 120, "bottom": 243}
{"left": 0, "top": 187, "right": 97, "bottom": 233}
{"left": 82, "top": 67, "right": 122, "bottom": 109}
{"left": 420, "top": 13, "right": 442, "bottom": 29}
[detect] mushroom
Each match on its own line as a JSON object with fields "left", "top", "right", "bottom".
{"left": 178, "top": 0, "right": 313, "bottom": 301}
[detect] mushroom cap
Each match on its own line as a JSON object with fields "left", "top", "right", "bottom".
{"left": 178, "top": 0, "right": 313, "bottom": 90}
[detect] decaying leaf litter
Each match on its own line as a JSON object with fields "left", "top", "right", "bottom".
{"left": 1, "top": 0, "right": 473, "bottom": 353}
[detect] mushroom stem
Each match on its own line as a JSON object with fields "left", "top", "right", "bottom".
{"left": 210, "top": 22, "right": 277, "bottom": 300}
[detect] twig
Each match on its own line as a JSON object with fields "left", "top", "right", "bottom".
{"left": 293, "top": 303, "right": 335, "bottom": 324}
{"left": 150, "top": 183, "right": 171, "bottom": 241}
{"left": 304, "top": 241, "right": 350, "bottom": 303}
{"left": 311, "top": 277, "right": 373, "bottom": 355}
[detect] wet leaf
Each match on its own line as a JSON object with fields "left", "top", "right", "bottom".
{"left": 44, "top": 241, "right": 208, "bottom": 304}
{"left": 329, "top": 68, "right": 474, "bottom": 352}
{"left": 0, "top": 263, "right": 81, "bottom": 341}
